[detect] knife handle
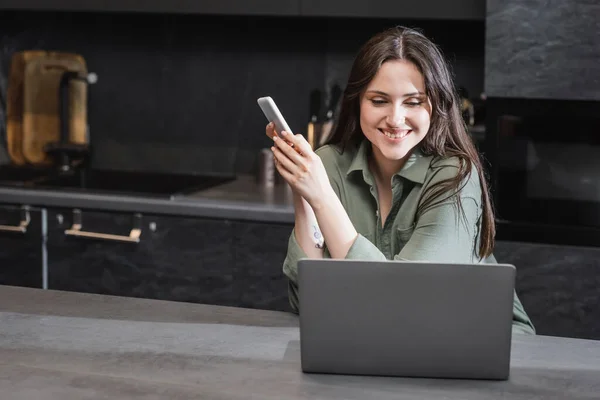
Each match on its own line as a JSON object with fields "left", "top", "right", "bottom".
{"left": 318, "top": 120, "right": 334, "bottom": 147}
{"left": 307, "top": 122, "right": 315, "bottom": 149}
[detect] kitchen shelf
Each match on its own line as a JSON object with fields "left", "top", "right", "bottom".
{"left": 0, "top": 0, "right": 484, "bottom": 20}
{"left": 0, "top": 0, "right": 300, "bottom": 17}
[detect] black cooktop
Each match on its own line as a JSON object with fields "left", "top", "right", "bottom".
{"left": 0, "top": 166, "right": 235, "bottom": 197}
{"left": 0, "top": 165, "right": 51, "bottom": 185}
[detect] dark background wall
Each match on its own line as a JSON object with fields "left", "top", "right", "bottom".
{"left": 485, "top": 0, "right": 600, "bottom": 101}
{"left": 0, "top": 10, "right": 484, "bottom": 176}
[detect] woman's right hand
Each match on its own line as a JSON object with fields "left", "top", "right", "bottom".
{"left": 266, "top": 122, "right": 304, "bottom": 203}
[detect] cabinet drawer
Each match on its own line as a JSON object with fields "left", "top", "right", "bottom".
{"left": 0, "top": 205, "right": 43, "bottom": 288}
{"left": 47, "top": 208, "right": 236, "bottom": 306}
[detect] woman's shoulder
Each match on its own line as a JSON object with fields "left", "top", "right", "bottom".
{"left": 424, "top": 155, "right": 482, "bottom": 198}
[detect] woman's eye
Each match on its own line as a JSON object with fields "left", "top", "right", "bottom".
{"left": 405, "top": 101, "right": 423, "bottom": 107}
{"left": 371, "top": 99, "right": 387, "bottom": 105}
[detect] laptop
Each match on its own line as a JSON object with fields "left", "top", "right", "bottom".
{"left": 297, "top": 259, "right": 516, "bottom": 380}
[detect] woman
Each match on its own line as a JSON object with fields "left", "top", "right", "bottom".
{"left": 268, "top": 26, "right": 535, "bottom": 334}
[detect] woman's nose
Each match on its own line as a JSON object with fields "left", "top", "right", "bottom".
{"left": 387, "top": 104, "right": 407, "bottom": 126}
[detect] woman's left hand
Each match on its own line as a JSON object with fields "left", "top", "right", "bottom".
{"left": 271, "top": 131, "right": 333, "bottom": 209}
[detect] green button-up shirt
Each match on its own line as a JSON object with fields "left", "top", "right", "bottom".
{"left": 283, "top": 139, "right": 535, "bottom": 335}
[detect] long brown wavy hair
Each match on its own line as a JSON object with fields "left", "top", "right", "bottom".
{"left": 326, "top": 26, "right": 495, "bottom": 258}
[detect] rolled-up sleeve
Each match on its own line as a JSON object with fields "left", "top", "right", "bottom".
{"left": 344, "top": 234, "right": 387, "bottom": 261}
{"left": 282, "top": 229, "right": 307, "bottom": 284}
{"left": 283, "top": 226, "right": 388, "bottom": 287}
{"left": 281, "top": 230, "right": 303, "bottom": 312}
{"left": 284, "top": 227, "right": 388, "bottom": 312}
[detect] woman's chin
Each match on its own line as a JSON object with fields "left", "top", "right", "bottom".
{"left": 378, "top": 143, "right": 412, "bottom": 161}
{"left": 376, "top": 135, "right": 423, "bottom": 160}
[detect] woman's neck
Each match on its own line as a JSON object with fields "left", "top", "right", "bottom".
{"left": 369, "top": 149, "right": 408, "bottom": 188}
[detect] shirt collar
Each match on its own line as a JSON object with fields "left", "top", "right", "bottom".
{"left": 346, "top": 140, "right": 433, "bottom": 184}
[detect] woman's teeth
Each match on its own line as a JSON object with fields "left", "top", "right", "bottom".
{"left": 380, "top": 129, "right": 410, "bottom": 139}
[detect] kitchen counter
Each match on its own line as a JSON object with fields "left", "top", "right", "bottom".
{"left": 1, "top": 285, "right": 599, "bottom": 400}
{"left": 0, "top": 175, "right": 295, "bottom": 223}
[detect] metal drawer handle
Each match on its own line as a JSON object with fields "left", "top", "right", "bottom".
{"left": 64, "top": 209, "right": 142, "bottom": 243}
{"left": 0, "top": 207, "right": 30, "bottom": 234}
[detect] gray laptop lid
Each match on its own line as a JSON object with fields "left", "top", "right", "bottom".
{"left": 298, "top": 259, "right": 515, "bottom": 380}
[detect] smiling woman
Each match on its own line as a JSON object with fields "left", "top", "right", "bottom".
{"left": 268, "top": 26, "right": 535, "bottom": 335}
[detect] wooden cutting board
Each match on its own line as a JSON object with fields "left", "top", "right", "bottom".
{"left": 22, "top": 52, "right": 88, "bottom": 166}
{"left": 6, "top": 51, "right": 88, "bottom": 166}
{"left": 6, "top": 50, "right": 46, "bottom": 165}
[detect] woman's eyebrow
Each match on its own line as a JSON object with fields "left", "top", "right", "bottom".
{"left": 402, "top": 91, "right": 426, "bottom": 97}
{"left": 365, "top": 90, "right": 425, "bottom": 97}
{"left": 365, "top": 90, "right": 389, "bottom": 96}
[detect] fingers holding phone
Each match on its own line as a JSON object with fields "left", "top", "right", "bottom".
{"left": 257, "top": 95, "right": 332, "bottom": 205}
{"left": 266, "top": 121, "right": 299, "bottom": 152}
{"left": 271, "top": 131, "right": 331, "bottom": 206}
{"left": 272, "top": 131, "right": 312, "bottom": 165}
{"left": 258, "top": 96, "right": 302, "bottom": 148}
{"left": 266, "top": 121, "right": 277, "bottom": 140}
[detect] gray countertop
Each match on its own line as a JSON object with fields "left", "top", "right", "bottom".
{"left": 0, "top": 175, "right": 295, "bottom": 223}
{"left": 1, "top": 285, "right": 599, "bottom": 400}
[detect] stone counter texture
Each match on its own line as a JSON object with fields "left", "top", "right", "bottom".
{"left": 1, "top": 285, "right": 600, "bottom": 400}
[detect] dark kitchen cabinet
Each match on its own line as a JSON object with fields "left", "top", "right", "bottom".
{"left": 234, "top": 221, "right": 294, "bottom": 312}
{"left": 299, "top": 0, "right": 484, "bottom": 20}
{"left": 0, "top": 205, "right": 44, "bottom": 289}
{"left": 0, "top": 0, "right": 300, "bottom": 16}
{"left": 495, "top": 240, "right": 600, "bottom": 341}
{"left": 0, "top": 0, "right": 484, "bottom": 20}
{"left": 46, "top": 208, "right": 237, "bottom": 307}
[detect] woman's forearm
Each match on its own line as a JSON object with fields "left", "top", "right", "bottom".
{"left": 312, "top": 187, "right": 359, "bottom": 259}
{"left": 293, "top": 194, "right": 325, "bottom": 259}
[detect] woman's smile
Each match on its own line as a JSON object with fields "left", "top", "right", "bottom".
{"left": 378, "top": 128, "right": 412, "bottom": 141}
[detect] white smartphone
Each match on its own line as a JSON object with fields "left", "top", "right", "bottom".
{"left": 257, "top": 96, "right": 292, "bottom": 136}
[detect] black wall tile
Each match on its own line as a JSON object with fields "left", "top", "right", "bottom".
{"left": 485, "top": 0, "right": 600, "bottom": 101}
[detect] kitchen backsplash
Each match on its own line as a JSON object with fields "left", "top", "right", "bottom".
{"left": 0, "top": 10, "right": 484, "bottom": 176}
